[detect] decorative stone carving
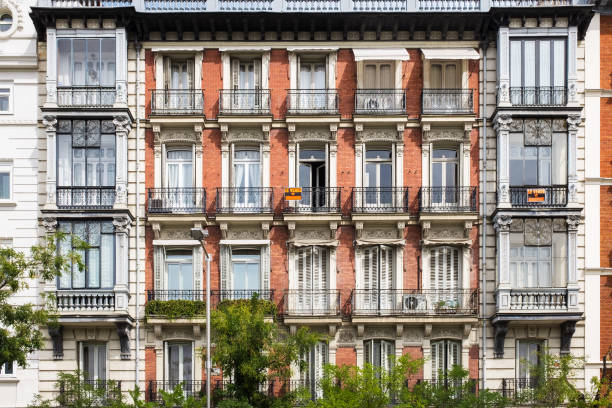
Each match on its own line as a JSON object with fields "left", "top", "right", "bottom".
{"left": 494, "top": 114, "right": 512, "bottom": 132}
{"left": 160, "top": 130, "right": 200, "bottom": 145}
{"left": 431, "top": 326, "right": 462, "bottom": 339}
{"left": 113, "top": 115, "right": 131, "bottom": 134}
{"left": 509, "top": 119, "right": 523, "bottom": 132}
{"left": 364, "top": 326, "right": 395, "bottom": 339}
{"left": 49, "top": 326, "right": 64, "bottom": 360}
{"left": 566, "top": 215, "right": 581, "bottom": 231}
{"left": 292, "top": 128, "right": 330, "bottom": 142}
{"left": 426, "top": 226, "right": 466, "bottom": 241}
{"left": 360, "top": 128, "right": 398, "bottom": 143}
{"left": 116, "top": 82, "right": 127, "bottom": 104}
{"left": 364, "top": 228, "right": 396, "bottom": 239}
{"left": 493, "top": 321, "right": 509, "bottom": 358}
{"left": 295, "top": 228, "right": 329, "bottom": 241}
{"left": 113, "top": 216, "right": 132, "bottom": 234}
{"left": 224, "top": 128, "right": 266, "bottom": 143}
{"left": 160, "top": 228, "right": 191, "bottom": 240}
{"left": 552, "top": 119, "right": 567, "bottom": 132}
{"left": 402, "top": 327, "right": 423, "bottom": 342}
{"left": 510, "top": 218, "right": 524, "bottom": 232}
{"left": 524, "top": 119, "right": 552, "bottom": 146}
{"left": 568, "top": 183, "right": 578, "bottom": 203}
{"left": 498, "top": 81, "right": 509, "bottom": 103}
{"left": 567, "top": 114, "right": 582, "bottom": 131}
{"left": 524, "top": 219, "right": 552, "bottom": 246}
{"left": 226, "top": 228, "right": 265, "bottom": 240}
{"left": 423, "top": 127, "right": 464, "bottom": 143}
{"left": 493, "top": 215, "right": 512, "bottom": 232}
{"left": 337, "top": 328, "right": 356, "bottom": 346}
{"left": 42, "top": 217, "right": 58, "bottom": 233}
{"left": 553, "top": 218, "right": 567, "bottom": 232}
{"left": 498, "top": 183, "right": 509, "bottom": 203}
{"left": 116, "top": 323, "right": 131, "bottom": 360}
{"left": 560, "top": 321, "right": 577, "bottom": 355}
{"left": 42, "top": 115, "right": 58, "bottom": 132}
{"left": 0, "top": 0, "right": 25, "bottom": 37}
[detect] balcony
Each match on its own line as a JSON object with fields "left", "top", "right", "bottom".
{"left": 57, "top": 87, "right": 116, "bottom": 108}
{"left": 508, "top": 185, "right": 567, "bottom": 208}
{"left": 150, "top": 90, "right": 204, "bottom": 116}
{"left": 56, "top": 290, "right": 116, "bottom": 311}
{"left": 282, "top": 187, "right": 341, "bottom": 214}
{"left": 354, "top": 90, "right": 406, "bottom": 115}
{"left": 146, "top": 381, "right": 206, "bottom": 403}
{"left": 219, "top": 89, "right": 270, "bottom": 115}
{"left": 286, "top": 89, "right": 338, "bottom": 115}
{"left": 147, "top": 188, "right": 206, "bottom": 214}
{"left": 56, "top": 186, "right": 115, "bottom": 209}
{"left": 351, "top": 187, "right": 409, "bottom": 213}
{"left": 59, "top": 380, "right": 122, "bottom": 406}
{"left": 349, "top": 289, "right": 478, "bottom": 316}
{"left": 418, "top": 187, "right": 477, "bottom": 213}
{"left": 507, "top": 288, "right": 569, "bottom": 311}
{"left": 280, "top": 290, "right": 341, "bottom": 316}
{"left": 147, "top": 290, "right": 205, "bottom": 302}
{"left": 491, "top": 0, "right": 585, "bottom": 6}
{"left": 213, "top": 289, "right": 275, "bottom": 302}
{"left": 418, "top": 0, "right": 480, "bottom": 10}
{"left": 507, "top": 87, "right": 567, "bottom": 107}
{"left": 144, "top": 0, "right": 206, "bottom": 11}
{"left": 421, "top": 89, "right": 474, "bottom": 115}
{"left": 216, "top": 187, "right": 274, "bottom": 214}
{"left": 47, "top": 0, "right": 132, "bottom": 7}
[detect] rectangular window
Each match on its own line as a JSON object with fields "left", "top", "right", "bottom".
{"left": 57, "top": 38, "right": 116, "bottom": 87}
{"left": 0, "top": 86, "right": 11, "bottom": 113}
{"left": 430, "top": 62, "right": 459, "bottom": 89}
{"left": 363, "top": 62, "right": 393, "bottom": 89}
{"left": 360, "top": 246, "right": 393, "bottom": 311}
{"left": 0, "top": 361, "right": 13, "bottom": 375}
{"left": 233, "top": 147, "right": 261, "bottom": 207}
{"left": 166, "top": 342, "right": 193, "bottom": 383}
{"left": 298, "top": 147, "right": 326, "bottom": 208}
{"left": 509, "top": 133, "right": 566, "bottom": 187}
{"left": 301, "top": 342, "right": 328, "bottom": 398}
{"left": 364, "top": 148, "right": 393, "bottom": 207}
{"left": 58, "top": 221, "right": 115, "bottom": 289}
{"left": 0, "top": 164, "right": 10, "bottom": 200}
{"left": 231, "top": 248, "right": 261, "bottom": 298}
{"left": 295, "top": 246, "right": 329, "bottom": 312}
{"left": 166, "top": 250, "right": 193, "bottom": 298}
{"left": 431, "top": 339, "right": 461, "bottom": 379}
{"left": 364, "top": 339, "right": 394, "bottom": 373}
{"left": 80, "top": 342, "right": 106, "bottom": 382}
{"left": 517, "top": 340, "right": 543, "bottom": 387}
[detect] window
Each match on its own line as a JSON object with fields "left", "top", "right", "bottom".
{"left": 57, "top": 38, "right": 116, "bottom": 87}
{"left": 517, "top": 340, "right": 543, "bottom": 388}
{"left": 165, "top": 58, "right": 194, "bottom": 90}
{"left": 0, "top": 361, "right": 14, "bottom": 375}
{"left": 0, "top": 85, "right": 11, "bottom": 113}
{"left": 431, "top": 339, "right": 461, "bottom": 379}
{"left": 79, "top": 343, "right": 106, "bottom": 382}
{"left": 0, "top": 164, "right": 10, "bottom": 200}
{"left": 166, "top": 149, "right": 193, "bottom": 189}
{"left": 510, "top": 38, "right": 566, "bottom": 104}
{"left": 360, "top": 246, "right": 394, "bottom": 311}
{"left": 364, "top": 339, "right": 394, "bottom": 372}
{"left": 166, "top": 342, "right": 193, "bottom": 384}
{"left": 166, "top": 251, "right": 193, "bottom": 299}
{"left": 295, "top": 246, "right": 329, "bottom": 311}
{"left": 0, "top": 13, "right": 12, "bottom": 32}
{"left": 298, "top": 148, "right": 326, "bottom": 208}
{"left": 510, "top": 133, "right": 566, "bottom": 187}
{"left": 58, "top": 221, "right": 115, "bottom": 289}
{"left": 431, "top": 148, "right": 458, "bottom": 204}
{"left": 231, "top": 249, "right": 261, "bottom": 298}
{"left": 301, "top": 342, "right": 328, "bottom": 398}
{"left": 364, "top": 62, "right": 393, "bottom": 89}
{"left": 365, "top": 148, "right": 393, "bottom": 206}
{"left": 233, "top": 148, "right": 261, "bottom": 207}
{"left": 430, "top": 62, "right": 459, "bottom": 89}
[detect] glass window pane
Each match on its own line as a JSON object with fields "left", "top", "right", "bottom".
{"left": 380, "top": 64, "right": 392, "bottom": 89}
{"left": 100, "top": 134, "right": 115, "bottom": 186}
{"left": 299, "top": 164, "right": 311, "bottom": 188}
{"left": 0, "top": 95, "right": 8, "bottom": 112}
{"left": 0, "top": 172, "right": 8, "bottom": 199}
{"left": 314, "top": 64, "right": 326, "bottom": 88}
{"left": 366, "top": 149, "right": 392, "bottom": 160}
{"left": 300, "top": 64, "right": 311, "bottom": 89}
{"left": 181, "top": 262, "right": 193, "bottom": 290}
{"left": 510, "top": 41, "right": 522, "bottom": 88}
{"left": 554, "top": 40, "right": 566, "bottom": 87}
{"left": 444, "top": 64, "right": 457, "bottom": 88}
{"left": 524, "top": 41, "right": 536, "bottom": 87}
{"left": 365, "top": 163, "right": 376, "bottom": 188}
{"left": 430, "top": 64, "right": 442, "bottom": 89}
{"left": 539, "top": 41, "right": 551, "bottom": 87}
{"left": 58, "top": 39, "right": 72, "bottom": 86}
{"left": 553, "top": 233, "right": 567, "bottom": 287}
{"left": 380, "top": 164, "right": 392, "bottom": 188}
{"left": 86, "top": 39, "right": 100, "bottom": 86}
{"left": 73, "top": 40, "right": 86, "bottom": 86}
{"left": 100, "top": 39, "right": 115, "bottom": 86}
{"left": 432, "top": 163, "right": 442, "bottom": 188}
{"left": 100, "top": 234, "right": 113, "bottom": 288}
{"left": 433, "top": 149, "right": 457, "bottom": 159}
{"left": 168, "top": 344, "right": 180, "bottom": 382}
{"left": 183, "top": 344, "right": 193, "bottom": 382}
{"left": 86, "top": 148, "right": 100, "bottom": 187}
{"left": 299, "top": 149, "right": 325, "bottom": 161}
{"left": 524, "top": 147, "right": 538, "bottom": 185}
{"left": 538, "top": 147, "right": 551, "bottom": 186}
{"left": 552, "top": 134, "right": 567, "bottom": 185}
{"left": 364, "top": 65, "right": 376, "bottom": 88}
{"left": 88, "top": 248, "right": 100, "bottom": 287}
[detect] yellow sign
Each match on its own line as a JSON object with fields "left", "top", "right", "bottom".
{"left": 527, "top": 188, "right": 546, "bottom": 203}
{"left": 284, "top": 188, "right": 302, "bottom": 201}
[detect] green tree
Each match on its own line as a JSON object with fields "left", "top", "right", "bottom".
{"left": 0, "top": 232, "right": 85, "bottom": 369}
{"left": 210, "top": 295, "right": 319, "bottom": 408}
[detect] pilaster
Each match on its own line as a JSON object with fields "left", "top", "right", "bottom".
{"left": 43, "top": 115, "right": 58, "bottom": 209}
{"left": 495, "top": 114, "right": 512, "bottom": 207}
{"left": 113, "top": 115, "right": 131, "bottom": 208}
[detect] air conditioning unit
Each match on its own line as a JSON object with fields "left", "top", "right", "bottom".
{"left": 403, "top": 294, "right": 426, "bottom": 311}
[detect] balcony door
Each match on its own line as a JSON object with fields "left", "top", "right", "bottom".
{"left": 232, "top": 59, "right": 262, "bottom": 109}
{"left": 231, "top": 249, "right": 261, "bottom": 299}
{"left": 233, "top": 148, "right": 261, "bottom": 208}
{"left": 302, "top": 342, "right": 328, "bottom": 398}
{"left": 166, "top": 148, "right": 194, "bottom": 210}
{"left": 365, "top": 148, "right": 393, "bottom": 208}
{"left": 166, "top": 251, "right": 194, "bottom": 300}
{"left": 430, "top": 62, "right": 459, "bottom": 89}
{"left": 430, "top": 246, "right": 461, "bottom": 310}
{"left": 431, "top": 148, "right": 458, "bottom": 206}
{"left": 431, "top": 339, "right": 460, "bottom": 379}
{"left": 298, "top": 148, "right": 326, "bottom": 210}
{"left": 517, "top": 340, "right": 543, "bottom": 388}
{"left": 166, "top": 342, "right": 193, "bottom": 389}
{"left": 364, "top": 339, "right": 394, "bottom": 373}
{"left": 295, "top": 246, "right": 329, "bottom": 313}
{"left": 165, "top": 58, "right": 194, "bottom": 110}
{"left": 363, "top": 62, "right": 393, "bottom": 110}
{"left": 80, "top": 342, "right": 106, "bottom": 382}
{"left": 361, "top": 246, "right": 393, "bottom": 312}
{"left": 299, "top": 60, "right": 326, "bottom": 110}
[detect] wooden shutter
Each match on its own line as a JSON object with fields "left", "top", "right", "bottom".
{"left": 449, "top": 341, "right": 460, "bottom": 370}
{"left": 314, "top": 342, "right": 328, "bottom": 397}
{"left": 313, "top": 247, "right": 328, "bottom": 291}
{"left": 154, "top": 246, "right": 166, "bottom": 290}
{"left": 380, "top": 246, "right": 393, "bottom": 291}
{"left": 382, "top": 340, "right": 394, "bottom": 373}
{"left": 220, "top": 245, "right": 231, "bottom": 292}
{"left": 193, "top": 245, "right": 202, "bottom": 292}
{"left": 164, "top": 57, "right": 171, "bottom": 89}
{"left": 261, "top": 245, "right": 270, "bottom": 292}
{"left": 431, "top": 341, "right": 443, "bottom": 379}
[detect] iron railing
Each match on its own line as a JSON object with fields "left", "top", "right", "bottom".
{"left": 49, "top": 0, "right": 132, "bottom": 6}
{"left": 147, "top": 188, "right": 206, "bottom": 214}
{"left": 491, "top": 0, "right": 582, "bottom": 6}
{"left": 219, "top": 89, "right": 270, "bottom": 115}
{"left": 418, "top": 0, "right": 480, "bottom": 10}
{"left": 150, "top": 89, "right": 204, "bottom": 115}
{"left": 216, "top": 187, "right": 274, "bottom": 213}
{"left": 282, "top": 187, "right": 342, "bottom": 213}
{"left": 354, "top": 89, "right": 406, "bottom": 114}
{"left": 59, "top": 380, "right": 122, "bottom": 406}
{"left": 508, "top": 185, "right": 568, "bottom": 207}
{"left": 280, "top": 290, "right": 341, "bottom": 316}
{"left": 57, "top": 86, "right": 116, "bottom": 107}
{"left": 418, "top": 187, "right": 477, "bottom": 212}
{"left": 497, "top": 378, "right": 551, "bottom": 403}
{"left": 56, "top": 186, "right": 115, "bottom": 209}
{"left": 212, "top": 289, "right": 275, "bottom": 302}
{"left": 508, "top": 288, "right": 568, "bottom": 310}
{"left": 351, "top": 187, "right": 409, "bottom": 213}
{"left": 147, "top": 289, "right": 205, "bottom": 302}
{"left": 415, "top": 378, "right": 478, "bottom": 396}
{"left": 147, "top": 380, "right": 206, "bottom": 402}
{"left": 422, "top": 89, "right": 474, "bottom": 114}
{"left": 508, "top": 86, "right": 567, "bottom": 106}
{"left": 56, "top": 291, "right": 116, "bottom": 311}
{"left": 349, "top": 289, "right": 478, "bottom": 316}
{"left": 287, "top": 89, "right": 338, "bottom": 115}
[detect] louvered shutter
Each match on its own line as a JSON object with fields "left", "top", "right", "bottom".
{"left": 231, "top": 59, "right": 239, "bottom": 89}
{"left": 382, "top": 340, "right": 394, "bottom": 373}
{"left": 220, "top": 245, "right": 231, "bottom": 296}
{"left": 364, "top": 340, "right": 372, "bottom": 366}
{"left": 154, "top": 246, "right": 166, "bottom": 291}
{"left": 313, "top": 247, "right": 328, "bottom": 311}
{"left": 431, "top": 341, "right": 443, "bottom": 379}
{"left": 380, "top": 246, "right": 393, "bottom": 310}
{"left": 254, "top": 59, "right": 262, "bottom": 90}
{"left": 449, "top": 341, "right": 460, "bottom": 371}
{"left": 261, "top": 245, "right": 270, "bottom": 293}
{"left": 187, "top": 59, "right": 195, "bottom": 90}
{"left": 314, "top": 342, "right": 327, "bottom": 398}
{"left": 193, "top": 246, "right": 202, "bottom": 297}
{"left": 296, "top": 247, "right": 312, "bottom": 311}
{"left": 362, "top": 247, "right": 377, "bottom": 311}
{"left": 164, "top": 57, "right": 171, "bottom": 89}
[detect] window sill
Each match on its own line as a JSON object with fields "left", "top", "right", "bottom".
{"left": 0, "top": 376, "right": 18, "bottom": 383}
{"left": 0, "top": 200, "right": 16, "bottom": 207}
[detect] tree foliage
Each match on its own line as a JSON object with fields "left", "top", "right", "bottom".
{"left": 0, "top": 232, "right": 85, "bottom": 368}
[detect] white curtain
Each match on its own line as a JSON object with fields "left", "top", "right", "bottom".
{"left": 100, "top": 234, "right": 114, "bottom": 288}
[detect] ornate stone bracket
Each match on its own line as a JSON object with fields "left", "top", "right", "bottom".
{"left": 287, "top": 123, "right": 337, "bottom": 143}
{"left": 560, "top": 321, "right": 577, "bottom": 355}
{"left": 493, "top": 321, "right": 509, "bottom": 358}
{"left": 113, "top": 215, "right": 132, "bottom": 234}
{"left": 49, "top": 325, "right": 64, "bottom": 360}
{"left": 566, "top": 215, "right": 581, "bottom": 231}
{"left": 355, "top": 123, "right": 404, "bottom": 143}
{"left": 493, "top": 215, "right": 512, "bottom": 232}
{"left": 116, "top": 322, "right": 131, "bottom": 360}
{"left": 42, "top": 217, "right": 58, "bottom": 234}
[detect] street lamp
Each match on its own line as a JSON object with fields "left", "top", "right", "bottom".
{"left": 190, "top": 227, "right": 211, "bottom": 408}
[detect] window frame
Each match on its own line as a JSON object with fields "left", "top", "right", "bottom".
{"left": 364, "top": 339, "right": 394, "bottom": 372}
{"left": 165, "top": 147, "right": 194, "bottom": 189}
{"left": 509, "top": 131, "right": 567, "bottom": 187}
{"left": 516, "top": 339, "right": 545, "bottom": 385}
{"left": 0, "top": 83, "right": 13, "bottom": 114}
{"left": 0, "top": 12, "right": 13, "bottom": 33}
{"left": 431, "top": 339, "right": 461, "bottom": 379}
{"left": 0, "top": 162, "right": 12, "bottom": 202}
{"left": 230, "top": 247, "right": 262, "bottom": 294}
{"left": 164, "top": 341, "right": 194, "bottom": 383}
{"left": 429, "top": 61, "right": 461, "bottom": 89}
{"left": 0, "top": 361, "right": 14, "bottom": 376}
{"left": 56, "top": 37, "right": 117, "bottom": 88}
{"left": 509, "top": 37, "right": 567, "bottom": 89}
{"left": 78, "top": 342, "right": 107, "bottom": 382}
{"left": 165, "top": 250, "right": 194, "bottom": 293}
{"left": 362, "top": 61, "right": 394, "bottom": 89}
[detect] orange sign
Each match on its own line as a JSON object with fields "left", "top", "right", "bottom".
{"left": 284, "top": 188, "right": 302, "bottom": 201}
{"left": 527, "top": 188, "right": 546, "bottom": 203}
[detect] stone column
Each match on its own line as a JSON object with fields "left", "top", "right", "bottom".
{"left": 494, "top": 215, "right": 512, "bottom": 312}
{"left": 113, "top": 215, "right": 132, "bottom": 314}
{"left": 113, "top": 115, "right": 131, "bottom": 208}
{"left": 497, "top": 27, "right": 511, "bottom": 107}
{"left": 567, "top": 114, "right": 581, "bottom": 205}
{"left": 114, "top": 28, "right": 128, "bottom": 107}
{"left": 43, "top": 115, "right": 57, "bottom": 209}
{"left": 495, "top": 114, "right": 512, "bottom": 207}
{"left": 566, "top": 215, "right": 581, "bottom": 311}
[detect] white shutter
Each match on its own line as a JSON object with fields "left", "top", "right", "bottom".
{"left": 231, "top": 58, "right": 239, "bottom": 89}
{"left": 254, "top": 59, "right": 262, "bottom": 90}
{"left": 314, "top": 342, "right": 327, "bottom": 398}
{"left": 154, "top": 246, "right": 166, "bottom": 290}
{"left": 187, "top": 59, "right": 195, "bottom": 89}
{"left": 431, "top": 341, "right": 442, "bottom": 379}
{"left": 193, "top": 246, "right": 202, "bottom": 295}
{"left": 261, "top": 245, "right": 270, "bottom": 292}
{"left": 164, "top": 57, "right": 171, "bottom": 89}
{"left": 382, "top": 340, "right": 394, "bottom": 373}
{"left": 380, "top": 246, "right": 393, "bottom": 310}
{"left": 449, "top": 341, "right": 460, "bottom": 370}
{"left": 220, "top": 245, "right": 231, "bottom": 293}
{"left": 364, "top": 340, "right": 372, "bottom": 366}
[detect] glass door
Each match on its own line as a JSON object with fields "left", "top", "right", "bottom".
{"left": 298, "top": 148, "right": 326, "bottom": 210}
{"left": 166, "top": 251, "right": 194, "bottom": 300}
{"left": 365, "top": 149, "right": 392, "bottom": 208}
{"left": 166, "top": 342, "right": 193, "bottom": 391}
{"left": 166, "top": 149, "right": 193, "bottom": 210}
{"left": 231, "top": 249, "right": 261, "bottom": 299}
{"left": 299, "top": 61, "right": 326, "bottom": 110}
{"left": 431, "top": 148, "right": 458, "bottom": 206}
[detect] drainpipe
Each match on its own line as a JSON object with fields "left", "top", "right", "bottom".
{"left": 480, "top": 39, "right": 489, "bottom": 390}
{"left": 134, "top": 40, "right": 142, "bottom": 390}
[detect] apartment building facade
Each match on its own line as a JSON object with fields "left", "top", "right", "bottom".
{"left": 28, "top": 0, "right": 592, "bottom": 403}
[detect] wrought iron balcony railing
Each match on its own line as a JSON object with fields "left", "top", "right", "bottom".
{"left": 418, "top": 0, "right": 481, "bottom": 10}
{"left": 216, "top": 187, "right": 274, "bottom": 213}
{"left": 508, "top": 185, "right": 567, "bottom": 207}
{"left": 352, "top": 187, "right": 409, "bottom": 213}
{"left": 282, "top": 187, "right": 342, "bottom": 213}
{"left": 147, "top": 289, "right": 205, "bottom": 302}
{"left": 491, "top": 0, "right": 583, "bottom": 6}
{"left": 349, "top": 289, "right": 478, "bottom": 316}
{"left": 49, "top": 0, "right": 132, "bottom": 6}
{"left": 280, "top": 290, "right": 341, "bottom": 316}
{"left": 56, "top": 290, "right": 116, "bottom": 311}
{"left": 144, "top": 0, "right": 206, "bottom": 11}
{"left": 287, "top": 89, "right": 338, "bottom": 115}
{"left": 508, "top": 86, "right": 567, "bottom": 106}
{"left": 59, "top": 380, "right": 122, "bottom": 406}
{"left": 497, "top": 378, "right": 547, "bottom": 403}
{"left": 508, "top": 288, "right": 568, "bottom": 310}
{"left": 57, "top": 87, "right": 116, "bottom": 107}
{"left": 422, "top": 89, "right": 474, "bottom": 114}
{"left": 146, "top": 381, "right": 206, "bottom": 402}
{"left": 147, "top": 188, "right": 206, "bottom": 214}
{"left": 212, "top": 289, "right": 275, "bottom": 302}
{"left": 150, "top": 89, "right": 204, "bottom": 115}
{"left": 418, "top": 187, "right": 477, "bottom": 213}
{"left": 219, "top": 89, "right": 270, "bottom": 115}
{"left": 355, "top": 89, "right": 406, "bottom": 115}
{"left": 56, "top": 186, "right": 116, "bottom": 209}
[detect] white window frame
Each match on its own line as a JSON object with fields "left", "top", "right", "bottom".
{"left": 230, "top": 247, "right": 262, "bottom": 296}
{"left": 516, "top": 339, "right": 545, "bottom": 385}
{"left": 302, "top": 341, "right": 329, "bottom": 398}
{"left": 429, "top": 61, "right": 461, "bottom": 89}
{"left": 0, "top": 161, "right": 13, "bottom": 203}
{"left": 165, "top": 147, "right": 195, "bottom": 189}
{"left": 363, "top": 339, "right": 394, "bottom": 372}
{"left": 165, "top": 250, "right": 195, "bottom": 295}
{"left": 78, "top": 342, "right": 108, "bottom": 382}
{"left": 431, "top": 339, "right": 461, "bottom": 379}
{"left": 164, "top": 341, "right": 195, "bottom": 383}
{"left": 0, "top": 83, "right": 13, "bottom": 114}
{"left": 0, "top": 361, "right": 14, "bottom": 376}
{"left": 361, "top": 61, "right": 394, "bottom": 89}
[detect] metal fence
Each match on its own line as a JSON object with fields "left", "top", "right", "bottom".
{"left": 418, "top": 186, "right": 477, "bottom": 212}
{"left": 56, "top": 186, "right": 116, "bottom": 209}
{"left": 287, "top": 89, "right": 338, "bottom": 115}
{"left": 422, "top": 89, "right": 473, "bottom": 114}
{"left": 355, "top": 89, "right": 406, "bottom": 114}
{"left": 147, "top": 188, "right": 206, "bottom": 213}
{"left": 216, "top": 187, "right": 274, "bottom": 213}
{"left": 282, "top": 187, "right": 342, "bottom": 213}
{"left": 219, "top": 89, "right": 271, "bottom": 115}
{"left": 151, "top": 89, "right": 204, "bottom": 115}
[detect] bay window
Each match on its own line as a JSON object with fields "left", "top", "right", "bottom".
{"left": 58, "top": 221, "right": 115, "bottom": 289}
{"left": 431, "top": 339, "right": 461, "bottom": 379}
{"left": 57, "top": 38, "right": 116, "bottom": 88}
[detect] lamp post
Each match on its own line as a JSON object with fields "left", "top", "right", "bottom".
{"left": 190, "top": 227, "right": 211, "bottom": 408}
